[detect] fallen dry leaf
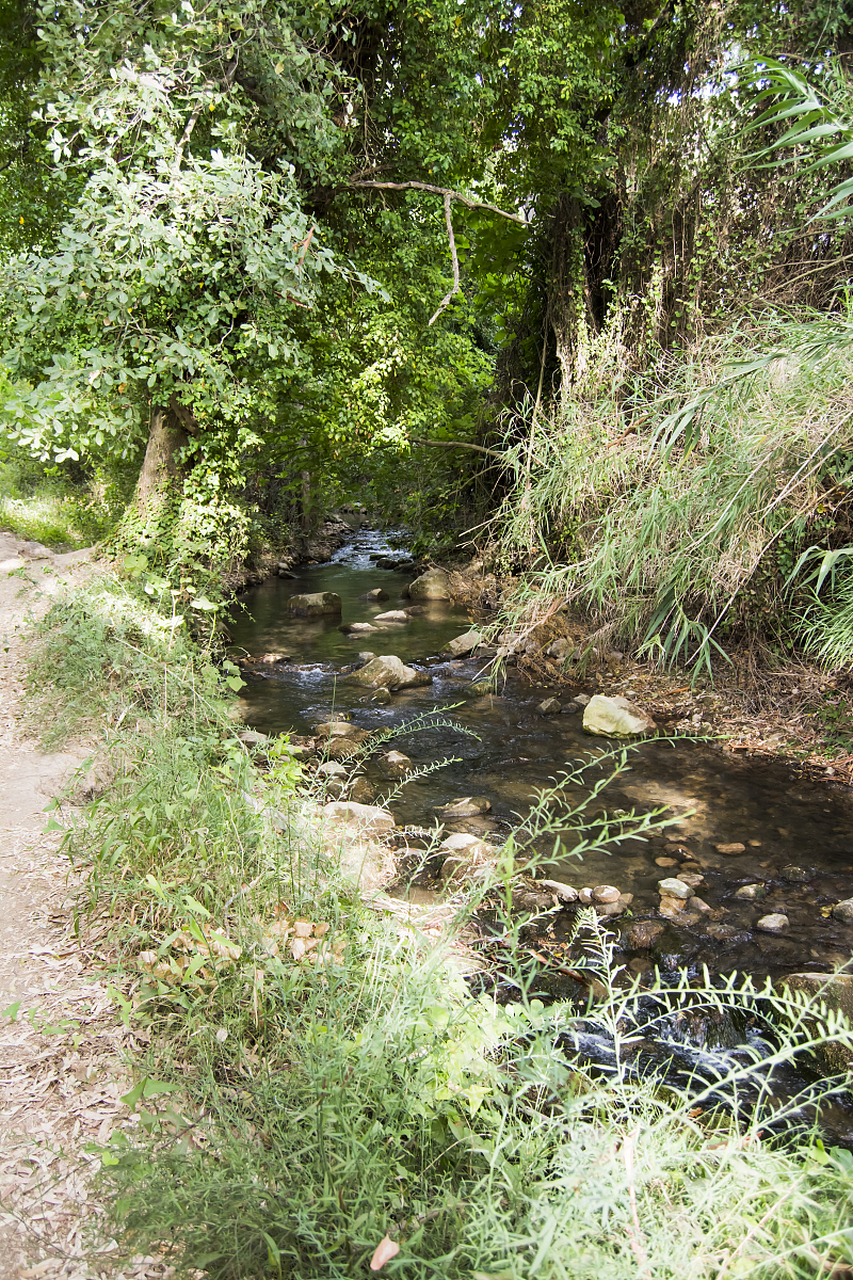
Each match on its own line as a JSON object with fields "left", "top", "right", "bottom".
{"left": 370, "top": 1235, "right": 400, "bottom": 1271}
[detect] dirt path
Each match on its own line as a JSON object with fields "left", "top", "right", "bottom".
{"left": 0, "top": 537, "right": 167, "bottom": 1280}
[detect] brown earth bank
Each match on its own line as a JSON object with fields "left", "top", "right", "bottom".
{"left": 425, "top": 556, "right": 853, "bottom": 791}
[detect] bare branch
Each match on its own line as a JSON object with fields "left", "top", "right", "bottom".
{"left": 409, "top": 437, "right": 504, "bottom": 461}
{"left": 428, "top": 193, "right": 461, "bottom": 326}
{"left": 350, "top": 179, "right": 526, "bottom": 225}
{"left": 174, "top": 103, "right": 202, "bottom": 174}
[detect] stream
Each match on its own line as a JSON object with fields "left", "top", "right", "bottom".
{"left": 228, "top": 528, "right": 853, "bottom": 1142}
{"left": 229, "top": 530, "right": 853, "bottom": 984}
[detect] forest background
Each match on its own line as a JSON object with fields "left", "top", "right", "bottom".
{"left": 3, "top": 0, "right": 853, "bottom": 674}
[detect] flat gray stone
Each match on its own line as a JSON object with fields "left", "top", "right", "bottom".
{"left": 756, "top": 913, "right": 789, "bottom": 933}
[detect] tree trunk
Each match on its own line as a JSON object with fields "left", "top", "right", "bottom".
{"left": 131, "top": 404, "right": 190, "bottom": 518}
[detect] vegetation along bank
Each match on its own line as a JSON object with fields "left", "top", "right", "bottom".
{"left": 3, "top": 0, "right": 853, "bottom": 1273}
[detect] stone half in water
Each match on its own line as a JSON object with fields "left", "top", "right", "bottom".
{"left": 344, "top": 655, "right": 431, "bottom": 690}
{"left": 582, "top": 694, "right": 656, "bottom": 738}
{"left": 288, "top": 591, "right": 342, "bottom": 617}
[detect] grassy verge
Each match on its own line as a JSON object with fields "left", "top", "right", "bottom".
{"left": 24, "top": 572, "right": 853, "bottom": 1279}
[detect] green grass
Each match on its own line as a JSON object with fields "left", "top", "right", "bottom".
{"left": 23, "top": 574, "right": 853, "bottom": 1279}
{"left": 0, "top": 456, "right": 122, "bottom": 548}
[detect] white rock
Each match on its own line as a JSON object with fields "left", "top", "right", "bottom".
{"left": 833, "top": 898, "right": 853, "bottom": 924}
{"left": 539, "top": 879, "right": 579, "bottom": 903}
{"left": 345, "top": 655, "right": 431, "bottom": 690}
{"left": 658, "top": 877, "right": 694, "bottom": 900}
{"left": 408, "top": 568, "right": 452, "bottom": 600}
{"left": 756, "top": 913, "right": 789, "bottom": 933}
{"left": 434, "top": 796, "right": 492, "bottom": 818}
{"left": 583, "top": 694, "right": 656, "bottom": 738}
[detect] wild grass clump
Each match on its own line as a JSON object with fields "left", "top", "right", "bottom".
{"left": 492, "top": 311, "right": 853, "bottom": 675}
{"left": 94, "top": 906, "right": 853, "bottom": 1280}
{"left": 24, "top": 575, "right": 233, "bottom": 747}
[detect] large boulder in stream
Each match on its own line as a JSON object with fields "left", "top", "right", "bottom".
{"left": 288, "top": 591, "right": 342, "bottom": 618}
{"left": 781, "top": 973, "right": 853, "bottom": 1074}
{"left": 443, "top": 630, "right": 483, "bottom": 657}
{"left": 344, "top": 654, "right": 431, "bottom": 691}
{"left": 583, "top": 694, "right": 656, "bottom": 738}
{"left": 408, "top": 568, "right": 452, "bottom": 600}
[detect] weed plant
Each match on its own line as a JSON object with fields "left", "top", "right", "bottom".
{"left": 26, "top": 576, "right": 853, "bottom": 1278}
{"left": 490, "top": 311, "right": 853, "bottom": 676}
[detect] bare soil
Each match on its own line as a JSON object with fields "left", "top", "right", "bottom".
{"left": 0, "top": 537, "right": 170, "bottom": 1280}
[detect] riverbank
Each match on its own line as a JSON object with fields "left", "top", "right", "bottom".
{"left": 3, "top": 537, "right": 853, "bottom": 1277}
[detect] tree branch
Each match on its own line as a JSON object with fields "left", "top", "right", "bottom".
{"left": 428, "top": 193, "right": 461, "bottom": 326}
{"left": 349, "top": 179, "right": 527, "bottom": 225}
{"left": 409, "top": 437, "right": 504, "bottom": 461}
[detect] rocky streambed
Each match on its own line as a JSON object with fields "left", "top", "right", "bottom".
{"left": 226, "top": 532, "right": 853, "bottom": 986}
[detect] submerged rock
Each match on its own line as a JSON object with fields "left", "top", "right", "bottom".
{"left": 583, "top": 694, "right": 656, "bottom": 738}
{"left": 434, "top": 796, "right": 492, "bottom": 819}
{"left": 359, "top": 588, "right": 389, "bottom": 602}
{"left": 344, "top": 655, "right": 431, "bottom": 691}
{"left": 537, "top": 697, "right": 562, "bottom": 716}
{"left": 373, "top": 610, "right": 409, "bottom": 622}
{"left": 626, "top": 920, "right": 666, "bottom": 949}
{"left": 408, "top": 567, "right": 452, "bottom": 600}
{"left": 288, "top": 591, "right": 342, "bottom": 617}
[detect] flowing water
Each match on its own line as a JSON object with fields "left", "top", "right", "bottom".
{"left": 229, "top": 531, "right": 853, "bottom": 982}
{"left": 228, "top": 530, "right": 853, "bottom": 1140}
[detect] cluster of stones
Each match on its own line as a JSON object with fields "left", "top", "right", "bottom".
{"left": 538, "top": 879, "right": 634, "bottom": 917}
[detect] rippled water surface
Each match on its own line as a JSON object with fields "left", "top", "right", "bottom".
{"left": 228, "top": 531, "right": 853, "bottom": 985}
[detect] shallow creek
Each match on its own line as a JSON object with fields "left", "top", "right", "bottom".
{"left": 229, "top": 531, "right": 853, "bottom": 990}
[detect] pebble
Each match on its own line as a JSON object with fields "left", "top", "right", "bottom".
{"left": 715, "top": 842, "right": 746, "bottom": 856}
{"left": 655, "top": 856, "right": 679, "bottom": 867}
{"left": 658, "top": 877, "right": 694, "bottom": 900}
{"left": 676, "top": 872, "right": 704, "bottom": 889}
{"left": 734, "top": 883, "right": 765, "bottom": 901}
{"left": 691, "top": 897, "right": 712, "bottom": 913}
{"left": 592, "top": 885, "right": 621, "bottom": 903}
{"left": 756, "top": 913, "right": 789, "bottom": 933}
{"left": 578, "top": 887, "right": 594, "bottom": 905}
{"left": 537, "top": 697, "right": 562, "bottom": 716}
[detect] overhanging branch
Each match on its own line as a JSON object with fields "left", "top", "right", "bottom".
{"left": 350, "top": 179, "right": 526, "bottom": 225}
{"left": 409, "top": 437, "right": 504, "bottom": 461}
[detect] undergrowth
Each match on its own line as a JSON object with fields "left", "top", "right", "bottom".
{"left": 24, "top": 574, "right": 853, "bottom": 1279}
{"left": 491, "top": 311, "right": 853, "bottom": 679}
